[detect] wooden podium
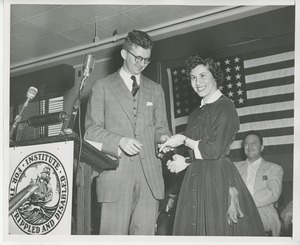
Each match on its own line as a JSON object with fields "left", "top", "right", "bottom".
{"left": 10, "top": 133, "right": 118, "bottom": 235}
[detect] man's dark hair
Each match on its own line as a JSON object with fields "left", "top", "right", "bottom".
{"left": 122, "top": 30, "right": 154, "bottom": 51}
{"left": 244, "top": 130, "right": 264, "bottom": 145}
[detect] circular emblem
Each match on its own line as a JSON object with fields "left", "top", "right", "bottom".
{"left": 9, "top": 151, "right": 69, "bottom": 235}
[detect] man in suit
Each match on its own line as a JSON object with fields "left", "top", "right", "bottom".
{"left": 234, "top": 131, "right": 283, "bottom": 236}
{"left": 84, "top": 30, "right": 171, "bottom": 235}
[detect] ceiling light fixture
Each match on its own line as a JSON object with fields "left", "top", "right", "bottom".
{"left": 93, "top": 16, "right": 100, "bottom": 43}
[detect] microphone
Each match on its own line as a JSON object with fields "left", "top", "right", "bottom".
{"left": 10, "top": 87, "right": 38, "bottom": 139}
{"left": 9, "top": 184, "right": 39, "bottom": 215}
{"left": 83, "top": 54, "right": 95, "bottom": 77}
{"left": 63, "top": 54, "right": 95, "bottom": 133}
{"left": 27, "top": 111, "right": 67, "bottom": 127}
{"left": 79, "top": 54, "right": 95, "bottom": 93}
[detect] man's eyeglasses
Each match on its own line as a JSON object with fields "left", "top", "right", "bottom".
{"left": 126, "top": 49, "right": 151, "bottom": 64}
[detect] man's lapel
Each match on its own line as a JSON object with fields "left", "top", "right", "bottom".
{"left": 254, "top": 159, "right": 268, "bottom": 192}
{"left": 109, "top": 72, "right": 135, "bottom": 126}
{"left": 136, "top": 76, "right": 151, "bottom": 117}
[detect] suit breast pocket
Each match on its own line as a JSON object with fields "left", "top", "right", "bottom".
{"left": 144, "top": 105, "right": 154, "bottom": 124}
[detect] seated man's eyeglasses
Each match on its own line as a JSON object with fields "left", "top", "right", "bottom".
{"left": 126, "top": 49, "right": 151, "bottom": 64}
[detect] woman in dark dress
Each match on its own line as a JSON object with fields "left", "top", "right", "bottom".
{"left": 159, "top": 56, "right": 265, "bottom": 236}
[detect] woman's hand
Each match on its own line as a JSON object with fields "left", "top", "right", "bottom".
{"left": 159, "top": 134, "right": 186, "bottom": 153}
{"left": 226, "top": 187, "right": 244, "bottom": 226}
{"left": 166, "top": 154, "right": 190, "bottom": 173}
{"left": 156, "top": 135, "right": 173, "bottom": 158}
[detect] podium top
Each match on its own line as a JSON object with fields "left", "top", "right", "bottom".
{"left": 10, "top": 133, "right": 118, "bottom": 173}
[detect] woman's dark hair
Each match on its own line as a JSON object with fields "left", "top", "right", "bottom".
{"left": 122, "top": 30, "right": 154, "bottom": 51}
{"left": 185, "top": 55, "right": 224, "bottom": 88}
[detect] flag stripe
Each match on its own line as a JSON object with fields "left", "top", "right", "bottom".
{"left": 244, "top": 51, "right": 294, "bottom": 69}
{"left": 246, "top": 76, "right": 294, "bottom": 90}
{"left": 237, "top": 101, "right": 293, "bottom": 116}
{"left": 246, "top": 93, "right": 294, "bottom": 106}
{"left": 244, "top": 59, "right": 294, "bottom": 75}
{"left": 247, "top": 84, "right": 293, "bottom": 99}
{"left": 245, "top": 67, "right": 294, "bottom": 84}
{"left": 239, "top": 118, "right": 293, "bottom": 132}
{"left": 239, "top": 110, "right": 294, "bottom": 124}
{"left": 235, "top": 127, "right": 294, "bottom": 141}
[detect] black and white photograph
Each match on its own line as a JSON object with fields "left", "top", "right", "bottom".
{"left": 2, "top": 0, "right": 300, "bottom": 244}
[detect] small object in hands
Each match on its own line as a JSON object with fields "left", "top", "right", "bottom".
{"left": 159, "top": 135, "right": 184, "bottom": 152}
{"left": 185, "top": 158, "right": 192, "bottom": 163}
{"left": 157, "top": 138, "right": 167, "bottom": 158}
{"left": 158, "top": 140, "right": 175, "bottom": 154}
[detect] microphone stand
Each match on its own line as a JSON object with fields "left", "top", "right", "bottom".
{"left": 61, "top": 74, "right": 89, "bottom": 190}
{"left": 10, "top": 87, "right": 38, "bottom": 141}
{"left": 10, "top": 114, "right": 23, "bottom": 140}
{"left": 61, "top": 75, "right": 88, "bottom": 134}
{"left": 61, "top": 54, "right": 94, "bottom": 135}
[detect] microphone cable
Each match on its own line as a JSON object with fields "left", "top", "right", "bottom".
{"left": 75, "top": 86, "right": 84, "bottom": 187}
{"left": 74, "top": 53, "right": 95, "bottom": 186}
{"left": 77, "top": 104, "right": 83, "bottom": 165}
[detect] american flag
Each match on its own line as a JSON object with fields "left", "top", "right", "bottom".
{"left": 167, "top": 46, "right": 294, "bottom": 158}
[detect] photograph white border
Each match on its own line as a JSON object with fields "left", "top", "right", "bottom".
{"left": 2, "top": 0, "right": 299, "bottom": 244}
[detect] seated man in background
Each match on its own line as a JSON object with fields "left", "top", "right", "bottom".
{"left": 234, "top": 131, "right": 283, "bottom": 236}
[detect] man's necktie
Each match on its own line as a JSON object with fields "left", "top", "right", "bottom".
{"left": 131, "top": 75, "right": 139, "bottom": 97}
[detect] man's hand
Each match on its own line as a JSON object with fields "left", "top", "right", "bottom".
{"left": 119, "top": 137, "right": 143, "bottom": 156}
{"left": 166, "top": 154, "right": 190, "bottom": 173}
{"left": 158, "top": 135, "right": 171, "bottom": 143}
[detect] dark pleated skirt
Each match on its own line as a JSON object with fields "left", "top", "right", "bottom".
{"left": 172, "top": 157, "right": 265, "bottom": 236}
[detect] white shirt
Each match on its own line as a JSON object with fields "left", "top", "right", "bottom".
{"left": 245, "top": 157, "right": 262, "bottom": 195}
{"left": 194, "top": 90, "right": 223, "bottom": 159}
{"left": 119, "top": 67, "right": 141, "bottom": 92}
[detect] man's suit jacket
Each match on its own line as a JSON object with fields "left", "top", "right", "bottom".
{"left": 234, "top": 159, "right": 283, "bottom": 236}
{"left": 84, "top": 70, "right": 170, "bottom": 202}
